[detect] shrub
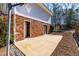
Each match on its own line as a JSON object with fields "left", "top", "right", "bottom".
{"left": 0, "top": 16, "right": 14, "bottom": 47}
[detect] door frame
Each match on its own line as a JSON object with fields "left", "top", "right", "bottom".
{"left": 43, "top": 24, "right": 48, "bottom": 34}
{"left": 24, "top": 19, "right": 31, "bottom": 39}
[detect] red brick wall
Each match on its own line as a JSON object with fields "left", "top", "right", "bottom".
{"left": 31, "top": 21, "right": 53, "bottom": 37}
{"left": 2, "top": 15, "right": 52, "bottom": 42}
{"left": 31, "top": 20, "right": 44, "bottom": 37}
{"left": 15, "top": 15, "right": 24, "bottom": 41}
{"left": 2, "top": 15, "right": 25, "bottom": 41}
{"left": 15, "top": 15, "right": 44, "bottom": 41}
{"left": 15, "top": 15, "right": 52, "bottom": 41}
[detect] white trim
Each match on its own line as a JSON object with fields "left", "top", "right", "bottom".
{"left": 36, "top": 3, "right": 53, "bottom": 16}
{"left": 13, "top": 7, "right": 16, "bottom": 45}
{"left": 24, "top": 21, "right": 26, "bottom": 38}
{"left": 15, "top": 11, "right": 51, "bottom": 25}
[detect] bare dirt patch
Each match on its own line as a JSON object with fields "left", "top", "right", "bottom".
{"left": 51, "top": 32, "right": 79, "bottom": 56}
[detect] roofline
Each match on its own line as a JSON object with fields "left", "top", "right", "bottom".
{"left": 15, "top": 11, "right": 52, "bottom": 25}
{"left": 36, "top": 3, "right": 53, "bottom": 16}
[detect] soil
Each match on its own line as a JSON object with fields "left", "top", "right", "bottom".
{"left": 51, "top": 32, "right": 79, "bottom": 56}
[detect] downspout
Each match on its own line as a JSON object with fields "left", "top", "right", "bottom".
{"left": 6, "top": 3, "right": 12, "bottom": 56}
{"left": 6, "top": 3, "right": 24, "bottom": 56}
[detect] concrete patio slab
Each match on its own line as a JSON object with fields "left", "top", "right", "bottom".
{"left": 16, "top": 34, "right": 63, "bottom": 56}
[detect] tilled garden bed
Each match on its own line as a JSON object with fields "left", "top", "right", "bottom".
{"left": 51, "top": 32, "right": 79, "bottom": 56}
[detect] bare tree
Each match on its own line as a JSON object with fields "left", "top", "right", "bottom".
{"left": 63, "top": 3, "right": 79, "bottom": 29}
{"left": 51, "top": 3, "right": 63, "bottom": 31}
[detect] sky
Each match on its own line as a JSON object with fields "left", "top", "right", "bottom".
{"left": 44, "top": 3, "right": 79, "bottom": 11}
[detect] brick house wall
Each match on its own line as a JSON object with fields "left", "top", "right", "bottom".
{"left": 0, "top": 3, "right": 53, "bottom": 42}
{"left": 31, "top": 19, "right": 44, "bottom": 37}
{"left": 15, "top": 15, "right": 24, "bottom": 41}
{"left": 15, "top": 15, "right": 52, "bottom": 41}
{"left": 1, "top": 14, "right": 52, "bottom": 42}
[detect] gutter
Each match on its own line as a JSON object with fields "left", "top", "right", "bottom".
{"left": 36, "top": 3, "right": 53, "bottom": 16}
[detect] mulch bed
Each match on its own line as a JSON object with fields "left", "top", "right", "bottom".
{"left": 73, "top": 33, "right": 79, "bottom": 47}
{"left": 51, "top": 32, "right": 79, "bottom": 56}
